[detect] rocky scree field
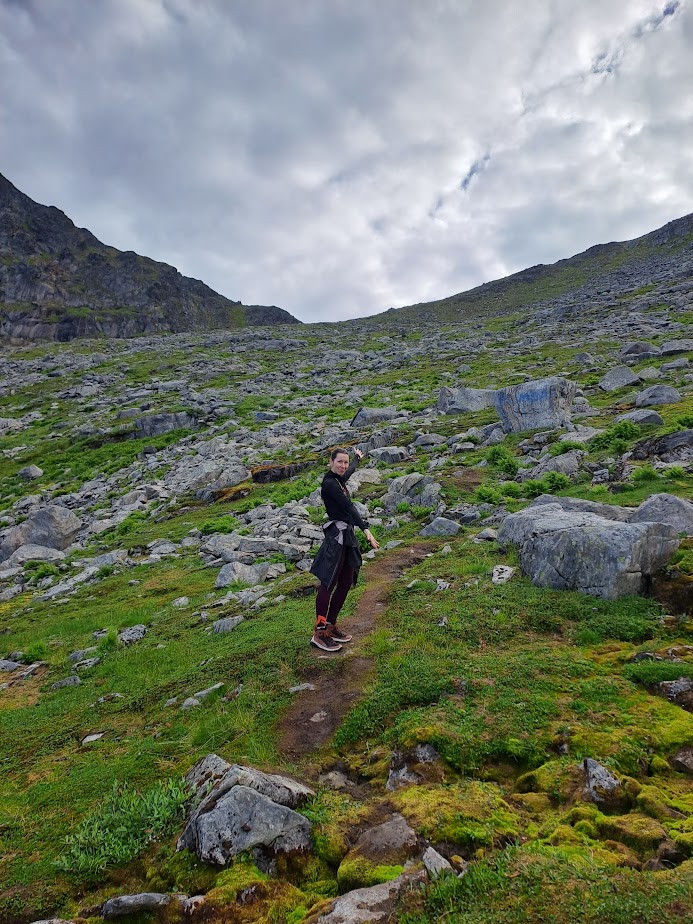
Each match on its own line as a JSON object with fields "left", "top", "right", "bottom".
{"left": 1, "top": 288, "right": 693, "bottom": 922}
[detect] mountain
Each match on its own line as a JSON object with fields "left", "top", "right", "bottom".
{"left": 382, "top": 210, "right": 693, "bottom": 325}
{"left": 0, "top": 172, "right": 299, "bottom": 341}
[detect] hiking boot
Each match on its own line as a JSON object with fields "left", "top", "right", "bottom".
{"left": 325, "top": 624, "right": 352, "bottom": 643}
{"left": 311, "top": 618, "right": 342, "bottom": 652}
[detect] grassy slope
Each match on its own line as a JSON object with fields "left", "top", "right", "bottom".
{"left": 1, "top": 303, "right": 693, "bottom": 921}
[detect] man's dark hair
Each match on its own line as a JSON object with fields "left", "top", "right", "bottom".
{"left": 330, "top": 447, "right": 349, "bottom": 460}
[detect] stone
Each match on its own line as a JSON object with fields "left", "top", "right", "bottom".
{"left": 215, "top": 561, "right": 270, "bottom": 588}
{"left": 369, "top": 446, "right": 409, "bottom": 464}
{"left": 616, "top": 408, "right": 664, "bottom": 426}
{"left": 660, "top": 339, "right": 693, "bottom": 355}
{"left": 632, "top": 429, "right": 693, "bottom": 463}
{"left": 598, "top": 366, "right": 641, "bottom": 392}
{"left": 437, "top": 386, "right": 497, "bottom": 414}
{"left": 51, "top": 676, "right": 81, "bottom": 690}
{"left": 101, "top": 893, "right": 187, "bottom": 918}
{"left": 350, "top": 407, "right": 399, "bottom": 427}
{"left": 419, "top": 517, "right": 461, "bottom": 537}
{"left": 17, "top": 464, "right": 43, "bottom": 480}
{"left": 494, "top": 376, "right": 575, "bottom": 433}
{"left": 620, "top": 341, "right": 660, "bottom": 359}
{"left": 582, "top": 758, "right": 624, "bottom": 809}
{"left": 133, "top": 411, "right": 197, "bottom": 437}
{"left": 179, "top": 785, "right": 311, "bottom": 865}
{"left": 172, "top": 596, "right": 189, "bottom": 607}
{"left": 7, "top": 544, "right": 65, "bottom": 565}
{"left": 313, "top": 870, "right": 427, "bottom": 923}
{"left": 0, "top": 659, "right": 21, "bottom": 671}
{"left": 635, "top": 385, "right": 681, "bottom": 407}
{"left": 670, "top": 745, "right": 693, "bottom": 775}
{"left": 118, "top": 624, "right": 147, "bottom": 645}
{"left": 522, "top": 449, "right": 583, "bottom": 482}
{"left": 492, "top": 565, "right": 515, "bottom": 584}
{"left": 497, "top": 503, "right": 679, "bottom": 599}
{"left": 629, "top": 493, "right": 693, "bottom": 536}
{"left": 0, "top": 504, "right": 82, "bottom": 561}
{"left": 422, "top": 845, "right": 454, "bottom": 877}
{"left": 213, "top": 616, "right": 244, "bottom": 633}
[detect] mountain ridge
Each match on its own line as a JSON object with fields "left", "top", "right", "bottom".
{"left": 0, "top": 172, "right": 299, "bottom": 341}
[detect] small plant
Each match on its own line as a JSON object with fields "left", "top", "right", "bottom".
{"left": 97, "top": 629, "right": 118, "bottom": 655}
{"left": 486, "top": 445, "right": 519, "bottom": 477}
{"left": 395, "top": 501, "right": 412, "bottom": 514}
{"left": 548, "top": 440, "right": 584, "bottom": 457}
{"left": 55, "top": 778, "right": 188, "bottom": 876}
{"left": 589, "top": 421, "right": 640, "bottom": 452}
{"left": 675, "top": 414, "right": 693, "bottom": 429}
{"left": 476, "top": 485, "right": 502, "bottom": 505}
{"left": 630, "top": 464, "right": 660, "bottom": 483}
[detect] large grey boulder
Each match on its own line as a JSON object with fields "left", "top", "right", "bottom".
{"left": 184, "top": 785, "right": 311, "bottom": 865}
{"left": 599, "top": 366, "right": 640, "bottom": 392}
{"left": 635, "top": 385, "right": 681, "bottom": 407}
{"left": 497, "top": 503, "right": 679, "bottom": 599}
{"left": 616, "top": 408, "right": 664, "bottom": 426}
{"left": 632, "top": 429, "right": 693, "bottom": 463}
{"left": 196, "top": 465, "right": 250, "bottom": 499}
{"left": 369, "top": 446, "right": 409, "bottom": 464}
{"left": 522, "top": 450, "right": 583, "bottom": 482}
{"left": 531, "top": 495, "right": 631, "bottom": 522}
{"left": 314, "top": 869, "right": 428, "bottom": 923}
{"left": 178, "top": 758, "right": 314, "bottom": 866}
{"left": 660, "top": 339, "right": 693, "bottom": 355}
{"left": 0, "top": 505, "right": 82, "bottom": 562}
{"left": 7, "top": 544, "right": 65, "bottom": 565}
{"left": 494, "top": 376, "right": 575, "bottom": 433}
{"left": 419, "top": 517, "right": 461, "bottom": 537}
{"left": 629, "top": 493, "right": 693, "bottom": 536}
{"left": 620, "top": 342, "right": 660, "bottom": 359}
{"left": 437, "top": 386, "right": 497, "bottom": 414}
{"left": 133, "top": 411, "right": 197, "bottom": 437}
{"left": 351, "top": 407, "right": 399, "bottom": 427}
{"left": 102, "top": 894, "right": 186, "bottom": 919}
{"left": 215, "top": 561, "right": 270, "bottom": 588}
{"left": 381, "top": 473, "right": 442, "bottom": 513}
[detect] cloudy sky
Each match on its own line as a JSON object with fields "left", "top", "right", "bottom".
{"left": 1, "top": 0, "right": 692, "bottom": 323}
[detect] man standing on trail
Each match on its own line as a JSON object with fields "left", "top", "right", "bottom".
{"left": 310, "top": 447, "right": 379, "bottom": 651}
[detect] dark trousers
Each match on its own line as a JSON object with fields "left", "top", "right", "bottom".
{"left": 316, "top": 545, "right": 355, "bottom": 624}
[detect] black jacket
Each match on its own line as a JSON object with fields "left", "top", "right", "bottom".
{"left": 310, "top": 461, "right": 367, "bottom": 588}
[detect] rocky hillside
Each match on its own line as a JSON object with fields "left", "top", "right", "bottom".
{"left": 0, "top": 172, "right": 298, "bottom": 341}
{"left": 2, "top": 281, "right": 693, "bottom": 923}
{"left": 384, "top": 210, "right": 693, "bottom": 325}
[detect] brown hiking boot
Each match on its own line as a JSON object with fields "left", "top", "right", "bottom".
{"left": 311, "top": 617, "right": 342, "bottom": 652}
{"left": 325, "top": 624, "right": 352, "bottom": 643}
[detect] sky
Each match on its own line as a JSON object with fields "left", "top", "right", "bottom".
{"left": 1, "top": 0, "right": 692, "bottom": 324}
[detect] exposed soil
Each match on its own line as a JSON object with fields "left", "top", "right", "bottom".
{"left": 277, "top": 544, "right": 431, "bottom": 762}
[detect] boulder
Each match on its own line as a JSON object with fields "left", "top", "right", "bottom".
{"left": 337, "top": 814, "right": 419, "bottom": 891}
{"left": 179, "top": 784, "right": 311, "bottom": 866}
{"left": 582, "top": 758, "right": 628, "bottom": 811}
{"left": 494, "top": 376, "right": 575, "bottom": 434}
{"left": 419, "top": 517, "right": 461, "bottom": 537}
{"left": 0, "top": 505, "right": 82, "bottom": 562}
{"left": 215, "top": 561, "right": 270, "bottom": 588}
{"left": 616, "top": 408, "right": 664, "bottom": 426}
{"left": 101, "top": 893, "right": 186, "bottom": 919}
{"left": 631, "top": 429, "right": 693, "bottom": 463}
{"left": 660, "top": 339, "right": 693, "bottom": 355}
{"left": 437, "top": 386, "right": 497, "bottom": 414}
{"left": 635, "top": 385, "right": 681, "bottom": 407}
{"left": 670, "top": 745, "right": 693, "bottom": 775}
{"left": 522, "top": 449, "right": 583, "bottom": 481}
{"left": 351, "top": 407, "right": 399, "bottom": 427}
{"left": 369, "top": 446, "right": 409, "bottom": 464}
{"left": 310, "top": 869, "right": 428, "bottom": 924}
{"left": 629, "top": 493, "right": 693, "bottom": 536}
{"left": 598, "top": 366, "right": 641, "bottom": 392}
{"left": 7, "top": 544, "right": 65, "bottom": 565}
{"left": 620, "top": 342, "right": 660, "bottom": 359}
{"left": 18, "top": 464, "right": 43, "bottom": 481}
{"left": 133, "top": 411, "right": 197, "bottom": 437}
{"left": 497, "top": 503, "right": 679, "bottom": 599}
{"left": 531, "top": 495, "right": 631, "bottom": 522}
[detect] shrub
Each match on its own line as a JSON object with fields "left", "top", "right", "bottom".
{"left": 549, "top": 440, "right": 584, "bottom": 457}
{"left": 675, "top": 414, "right": 693, "bottom": 429}
{"left": 630, "top": 465, "right": 660, "bottom": 483}
{"left": 55, "top": 778, "right": 188, "bottom": 876}
{"left": 589, "top": 421, "right": 640, "bottom": 453}
{"left": 486, "top": 445, "right": 519, "bottom": 477}
{"left": 476, "top": 485, "right": 502, "bottom": 505}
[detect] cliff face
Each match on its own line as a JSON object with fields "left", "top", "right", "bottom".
{"left": 0, "top": 173, "right": 298, "bottom": 341}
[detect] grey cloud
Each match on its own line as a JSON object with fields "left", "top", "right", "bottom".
{"left": 1, "top": 0, "right": 692, "bottom": 322}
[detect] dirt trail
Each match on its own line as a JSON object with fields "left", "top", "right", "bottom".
{"left": 278, "top": 544, "right": 430, "bottom": 761}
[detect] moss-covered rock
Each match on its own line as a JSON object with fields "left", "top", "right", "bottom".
{"left": 336, "top": 856, "right": 406, "bottom": 892}
{"left": 201, "top": 859, "right": 313, "bottom": 923}
{"left": 392, "top": 781, "right": 521, "bottom": 850}
{"left": 515, "top": 759, "right": 580, "bottom": 802}
{"left": 597, "top": 813, "right": 668, "bottom": 855}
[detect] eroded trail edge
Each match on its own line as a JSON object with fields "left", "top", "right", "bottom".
{"left": 278, "top": 544, "right": 430, "bottom": 761}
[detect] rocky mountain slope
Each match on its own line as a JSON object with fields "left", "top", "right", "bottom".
{"left": 385, "top": 210, "right": 693, "bottom": 326}
{"left": 0, "top": 172, "right": 298, "bottom": 341}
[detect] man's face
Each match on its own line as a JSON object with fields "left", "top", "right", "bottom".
{"left": 330, "top": 453, "right": 349, "bottom": 476}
